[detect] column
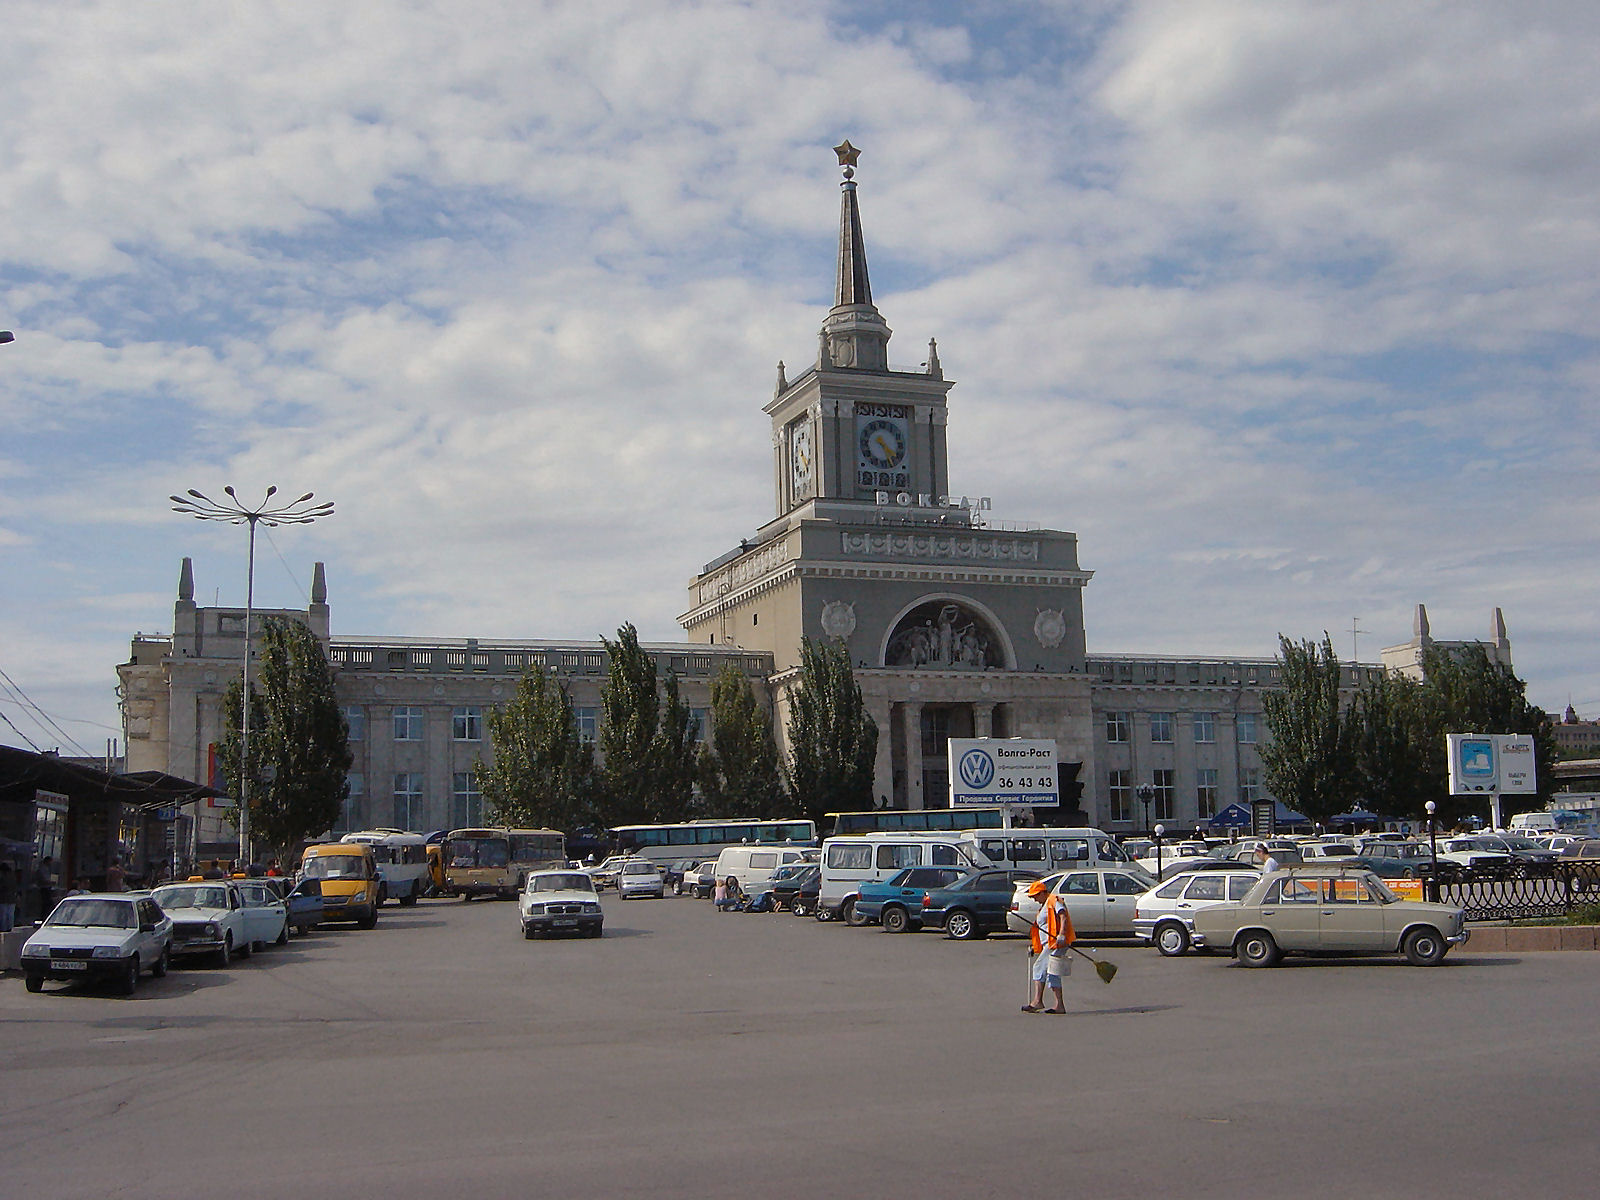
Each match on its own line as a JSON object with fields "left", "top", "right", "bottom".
{"left": 902, "top": 701, "right": 924, "bottom": 810}
{"left": 973, "top": 703, "right": 995, "bottom": 738}
{"left": 866, "top": 695, "right": 895, "bottom": 808}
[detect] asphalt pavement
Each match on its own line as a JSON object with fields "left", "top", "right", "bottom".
{"left": 3, "top": 892, "right": 1597, "bottom": 1199}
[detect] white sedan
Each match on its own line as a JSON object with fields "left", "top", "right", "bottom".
{"left": 152, "top": 881, "right": 253, "bottom": 965}
{"left": 21, "top": 893, "right": 173, "bottom": 995}
{"left": 520, "top": 871, "right": 604, "bottom": 939}
{"left": 1007, "top": 867, "right": 1155, "bottom": 938}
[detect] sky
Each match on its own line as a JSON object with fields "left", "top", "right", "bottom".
{"left": 2, "top": 0, "right": 1597, "bottom": 758}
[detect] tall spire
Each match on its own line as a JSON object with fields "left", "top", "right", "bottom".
{"left": 821, "top": 140, "right": 891, "bottom": 372}
{"left": 177, "top": 556, "right": 194, "bottom": 602}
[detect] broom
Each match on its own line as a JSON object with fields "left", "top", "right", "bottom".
{"left": 1067, "top": 944, "right": 1119, "bottom": 984}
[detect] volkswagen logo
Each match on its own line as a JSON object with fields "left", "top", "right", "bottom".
{"left": 958, "top": 748, "right": 995, "bottom": 789}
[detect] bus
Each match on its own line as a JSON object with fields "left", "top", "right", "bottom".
{"left": 611, "top": 819, "right": 818, "bottom": 867}
{"left": 341, "top": 829, "right": 431, "bottom": 906}
{"left": 442, "top": 827, "right": 568, "bottom": 899}
{"left": 826, "top": 807, "right": 1011, "bottom": 836}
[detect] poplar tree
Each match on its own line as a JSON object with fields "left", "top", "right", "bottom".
{"left": 476, "top": 670, "right": 596, "bottom": 832}
{"left": 785, "top": 637, "right": 878, "bottom": 826}
{"left": 218, "top": 616, "right": 351, "bottom": 853}
{"left": 597, "top": 623, "right": 699, "bottom": 826}
{"left": 699, "top": 664, "right": 786, "bottom": 818}
{"left": 1260, "top": 633, "right": 1355, "bottom": 823}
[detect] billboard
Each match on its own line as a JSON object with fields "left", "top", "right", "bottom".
{"left": 1447, "top": 733, "right": 1537, "bottom": 796}
{"left": 946, "top": 738, "right": 1059, "bottom": 807}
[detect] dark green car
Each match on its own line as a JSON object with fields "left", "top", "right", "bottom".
{"left": 892, "top": 868, "right": 1041, "bottom": 940}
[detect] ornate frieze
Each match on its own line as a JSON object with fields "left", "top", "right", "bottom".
{"left": 697, "top": 539, "right": 794, "bottom": 605}
{"left": 841, "top": 530, "right": 1040, "bottom": 562}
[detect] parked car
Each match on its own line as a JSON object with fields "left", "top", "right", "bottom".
{"left": 231, "top": 879, "right": 291, "bottom": 948}
{"left": 1299, "top": 841, "right": 1361, "bottom": 861}
{"left": 854, "top": 866, "right": 971, "bottom": 928}
{"left": 679, "top": 860, "right": 719, "bottom": 899}
{"left": 1006, "top": 868, "right": 1154, "bottom": 938}
{"left": 153, "top": 880, "right": 253, "bottom": 965}
{"left": 1134, "top": 869, "right": 1259, "bottom": 956}
{"left": 616, "top": 859, "right": 665, "bottom": 900}
{"left": 1346, "top": 855, "right": 1427, "bottom": 881}
{"left": 586, "top": 855, "right": 633, "bottom": 890}
{"left": 773, "top": 865, "right": 821, "bottom": 916}
{"left": 1190, "top": 866, "right": 1468, "bottom": 966}
{"left": 662, "top": 859, "right": 699, "bottom": 894}
{"left": 911, "top": 868, "right": 1042, "bottom": 940}
{"left": 766, "top": 863, "right": 815, "bottom": 911}
{"left": 519, "top": 870, "right": 604, "bottom": 939}
{"left": 282, "top": 877, "right": 323, "bottom": 935}
{"left": 20, "top": 893, "right": 173, "bottom": 995}
{"left": 1435, "top": 837, "right": 1518, "bottom": 878}
{"left": 1157, "top": 858, "right": 1259, "bottom": 881}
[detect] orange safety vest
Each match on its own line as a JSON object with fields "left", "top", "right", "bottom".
{"left": 1029, "top": 896, "right": 1077, "bottom": 954}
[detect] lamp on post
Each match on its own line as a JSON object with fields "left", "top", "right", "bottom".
{"left": 1136, "top": 783, "right": 1156, "bottom": 836}
{"left": 1154, "top": 823, "right": 1166, "bottom": 879}
{"left": 171, "top": 486, "right": 334, "bottom": 868}
{"left": 1425, "top": 800, "right": 1438, "bottom": 897}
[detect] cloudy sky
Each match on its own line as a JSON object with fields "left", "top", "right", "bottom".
{"left": 2, "top": 0, "right": 1597, "bottom": 755}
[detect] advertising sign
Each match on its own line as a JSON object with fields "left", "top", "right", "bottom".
{"left": 946, "top": 738, "right": 1058, "bottom": 807}
{"left": 1447, "top": 733, "right": 1538, "bottom": 795}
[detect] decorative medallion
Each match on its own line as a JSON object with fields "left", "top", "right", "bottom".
{"left": 1034, "top": 609, "right": 1067, "bottom": 649}
{"left": 820, "top": 600, "right": 857, "bottom": 638}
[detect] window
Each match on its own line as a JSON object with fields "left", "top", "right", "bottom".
{"left": 689, "top": 708, "right": 709, "bottom": 744}
{"left": 343, "top": 773, "right": 365, "bottom": 831}
{"left": 921, "top": 708, "right": 952, "bottom": 757}
{"left": 575, "top": 707, "right": 598, "bottom": 744}
{"left": 393, "top": 772, "right": 424, "bottom": 829}
{"left": 1105, "top": 711, "right": 1130, "bottom": 743}
{"left": 1153, "top": 769, "right": 1175, "bottom": 820}
{"left": 1108, "top": 769, "right": 1132, "bottom": 822}
{"left": 877, "top": 844, "right": 920, "bottom": 870}
{"left": 1239, "top": 767, "right": 1261, "bottom": 805}
{"left": 1237, "top": 712, "right": 1258, "bottom": 744}
{"left": 344, "top": 706, "right": 365, "bottom": 741}
{"left": 826, "top": 843, "right": 872, "bottom": 870}
{"left": 1185, "top": 876, "right": 1225, "bottom": 901}
{"left": 1196, "top": 768, "right": 1218, "bottom": 819}
{"left": 452, "top": 772, "right": 482, "bottom": 828}
{"left": 1193, "top": 712, "right": 1215, "bottom": 743}
{"left": 1059, "top": 873, "right": 1101, "bottom": 895}
{"left": 452, "top": 706, "right": 482, "bottom": 741}
{"left": 394, "top": 706, "right": 424, "bottom": 741}
{"left": 1228, "top": 875, "right": 1256, "bottom": 901}
{"left": 1104, "top": 873, "right": 1146, "bottom": 895}
{"left": 1150, "top": 712, "right": 1174, "bottom": 743}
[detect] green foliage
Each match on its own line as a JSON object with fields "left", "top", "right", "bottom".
{"left": 218, "top": 616, "right": 351, "bottom": 856}
{"left": 476, "top": 670, "right": 597, "bottom": 831}
{"left": 597, "top": 623, "right": 700, "bottom": 826}
{"left": 698, "top": 664, "right": 786, "bottom": 818}
{"left": 1260, "top": 633, "right": 1356, "bottom": 823}
{"left": 1350, "top": 669, "right": 1431, "bottom": 818}
{"left": 785, "top": 637, "right": 878, "bottom": 826}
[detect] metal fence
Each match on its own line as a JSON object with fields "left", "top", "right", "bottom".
{"left": 1428, "top": 863, "right": 1600, "bottom": 922}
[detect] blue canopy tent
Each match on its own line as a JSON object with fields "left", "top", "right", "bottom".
{"left": 1328, "top": 808, "right": 1384, "bottom": 829}
{"left": 1207, "top": 801, "right": 1312, "bottom": 833}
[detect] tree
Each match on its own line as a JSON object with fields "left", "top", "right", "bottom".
{"left": 1350, "top": 668, "right": 1432, "bottom": 818}
{"left": 785, "top": 637, "right": 878, "bottom": 826}
{"left": 476, "top": 670, "right": 596, "bottom": 832}
{"left": 596, "top": 623, "right": 699, "bottom": 826}
{"left": 698, "top": 663, "right": 786, "bottom": 818}
{"left": 1260, "top": 633, "right": 1356, "bottom": 824}
{"left": 217, "top": 616, "right": 351, "bottom": 855}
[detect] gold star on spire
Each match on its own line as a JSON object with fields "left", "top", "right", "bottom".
{"left": 833, "top": 139, "right": 861, "bottom": 175}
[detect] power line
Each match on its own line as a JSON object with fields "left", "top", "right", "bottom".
{"left": 0, "top": 707, "right": 45, "bottom": 752}
{"left": 0, "top": 666, "right": 98, "bottom": 758}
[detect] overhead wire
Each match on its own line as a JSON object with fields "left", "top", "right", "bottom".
{"left": 0, "top": 666, "right": 97, "bottom": 758}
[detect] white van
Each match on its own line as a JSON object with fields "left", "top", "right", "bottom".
{"left": 819, "top": 833, "right": 991, "bottom": 924}
{"left": 961, "top": 828, "right": 1130, "bottom": 875}
{"left": 1509, "top": 812, "right": 1559, "bottom": 835}
{"left": 713, "top": 845, "right": 813, "bottom": 902}
{"left": 342, "top": 830, "right": 432, "bottom": 906}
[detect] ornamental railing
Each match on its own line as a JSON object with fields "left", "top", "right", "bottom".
{"left": 1427, "top": 863, "right": 1600, "bottom": 922}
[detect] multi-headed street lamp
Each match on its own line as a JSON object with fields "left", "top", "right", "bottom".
{"left": 170, "top": 486, "right": 333, "bottom": 865}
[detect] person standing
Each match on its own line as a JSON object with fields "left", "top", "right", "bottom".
{"left": 36, "top": 855, "right": 58, "bottom": 921}
{"left": 0, "top": 863, "right": 17, "bottom": 932}
{"left": 1255, "top": 844, "right": 1281, "bottom": 873}
{"left": 105, "top": 856, "right": 126, "bottom": 892}
{"left": 1022, "top": 880, "right": 1075, "bottom": 1015}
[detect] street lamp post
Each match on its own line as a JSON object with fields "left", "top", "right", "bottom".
{"left": 1136, "top": 783, "right": 1156, "bottom": 836}
{"left": 1154, "top": 823, "right": 1166, "bottom": 878}
{"left": 171, "top": 486, "right": 333, "bottom": 867}
{"left": 1425, "top": 800, "right": 1438, "bottom": 898}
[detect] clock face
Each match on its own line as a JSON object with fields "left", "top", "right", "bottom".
{"left": 790, "top": 422, "right": 813, "bottom": 495}
{"left": 857, "top": 416, "right": 907, "bottom": 470}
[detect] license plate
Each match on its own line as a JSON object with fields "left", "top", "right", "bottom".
{"left": 51, "top": 960, "right": 87, "bottom": 971}
{"left": 553, "top": 919, "right": 576, "bottom": 927}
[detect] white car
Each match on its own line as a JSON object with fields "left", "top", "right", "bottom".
{"left": 152, "top": 881, "right": 253, "bottom": 965}
{"left": 616, "top": 859, "right": 665, "bottom": 899}
{"left": 231, "top": 879, "right": 291, "bottom": 948}
{"left": 519, "top": 870, "right": 604, "bottom": 939}
{"left": 586, "top": 855, "right": 633, "bottom": 890}
{"left": 1007, "top": 867, "right": 1155, "bottom": 938}
{"left": 21, "top": 893, "right": 173, "bottom": 995}
{"left": 1133, "top": 869, "right": 1259, "bottom": 955}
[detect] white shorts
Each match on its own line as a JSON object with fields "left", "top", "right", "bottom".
{"left": 1032, "top": 950, "right": 1071, "bottom": 984}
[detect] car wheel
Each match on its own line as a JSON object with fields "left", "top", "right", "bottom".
{"left": 119, "top": 955, "right": 140, "bottom": 995}
{"left": 843, "top": 898, "right": 865, "bottom": 927}
{"left": 673, "top": 881, "right": 684, "bottom": 896}
{"left": 1403, "top": 926, "right": 1448, "bottom": 966}
{"left": 238, "top": 937, "right": 253, "bottom": 959}
{"left": 217, "top": 935, "right": 233, "bottom": 966}
{"left": 152, "top": 946, "right": 170, "bottom": 978}
{"left": 358, "top": 908, "right": 378, "bottom": 930}
{"left": 945, "top": 910, "right": 978, "bottom": 940}
{"left": 1235, "top": 930, "right": 1281, "bottom": 967}
{"left": 276, "top": 921, "right": 290, "bottom": 945}
{"left": 523, "top": 925, "right": 537, "bottom": 940}
{"left": 24, "top": 973, "right": 44, "bottom": 993}
{"left": 1154, "top": 922, "right": 1191, "bottom": 957}
{"left": 882, "top": 906, "right": 911, "bottom": 935}
{"left": 400, "top": 885, "right": 419, "bottom": 907}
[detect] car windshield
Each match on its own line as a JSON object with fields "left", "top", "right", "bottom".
{"left": 302, "top": 855, "right": 368, "bottom": 880}
{"left": 622, "top": 862, "right": 654, "bottom": 874}
{"left": 155, "top": 885, "right": 229, "bottom": 910}
{"left": 530, "top": 874, "right": 593, "bottom": 893}
{"left": 46, "top": 899, "right": 136, "bottom": 929}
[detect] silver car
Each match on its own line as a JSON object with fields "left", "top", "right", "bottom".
{"left": 616, "top": 859, "right": 665, "bottom": 899}
{"left": 21, "top": 893, "right": 173, "bottom": 995}
{"left": 1133, "top": 869, "right": 1258, "bottom": 956}
{"left": 1007, "top": 867, "right": 1155, "bottom": 938}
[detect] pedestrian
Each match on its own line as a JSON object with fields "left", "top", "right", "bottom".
{"left": 106, "top": 856, "right": 126, "bottom": 892}
{"left": 0, "top": 863, "right": 17, "bottom": 932}
{"left": 1022, "top": 879, "right": 1075, "bottom": 1015}
{"left": 37, "top": 855, "right": 58, "bottom": 920}
{"left": 1255, "top": 844, "right": 1281, "bottom": 873}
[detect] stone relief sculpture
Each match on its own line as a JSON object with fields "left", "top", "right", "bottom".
{"left": 885, "top": 601, "right": 996, "bottom": 669}
{"left": 820, "top": 600, "right": 857, "bottom": 638}
{"left": 1034, "top": 609, "right": 1067, "bottom": 649}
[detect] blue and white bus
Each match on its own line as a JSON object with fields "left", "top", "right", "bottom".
{"left": 611, "top": 819, "right": 817, "bottom": 866}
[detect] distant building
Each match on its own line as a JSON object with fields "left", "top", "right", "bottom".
{"left": 1380, "top": 604, "right": 1513, "bottom": 681}
{"left": 1551, "top": 705, "right": 1600, "bottom": 760}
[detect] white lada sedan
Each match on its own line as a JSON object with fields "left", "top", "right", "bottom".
{"left": 152, "top": 881, "right": 253, "bottom": 965}
{"left": 519, "top": 870, "right": 604, "bottom": 939}
{"left": 21, "top": 893, "right": 173, "bottom": 995}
